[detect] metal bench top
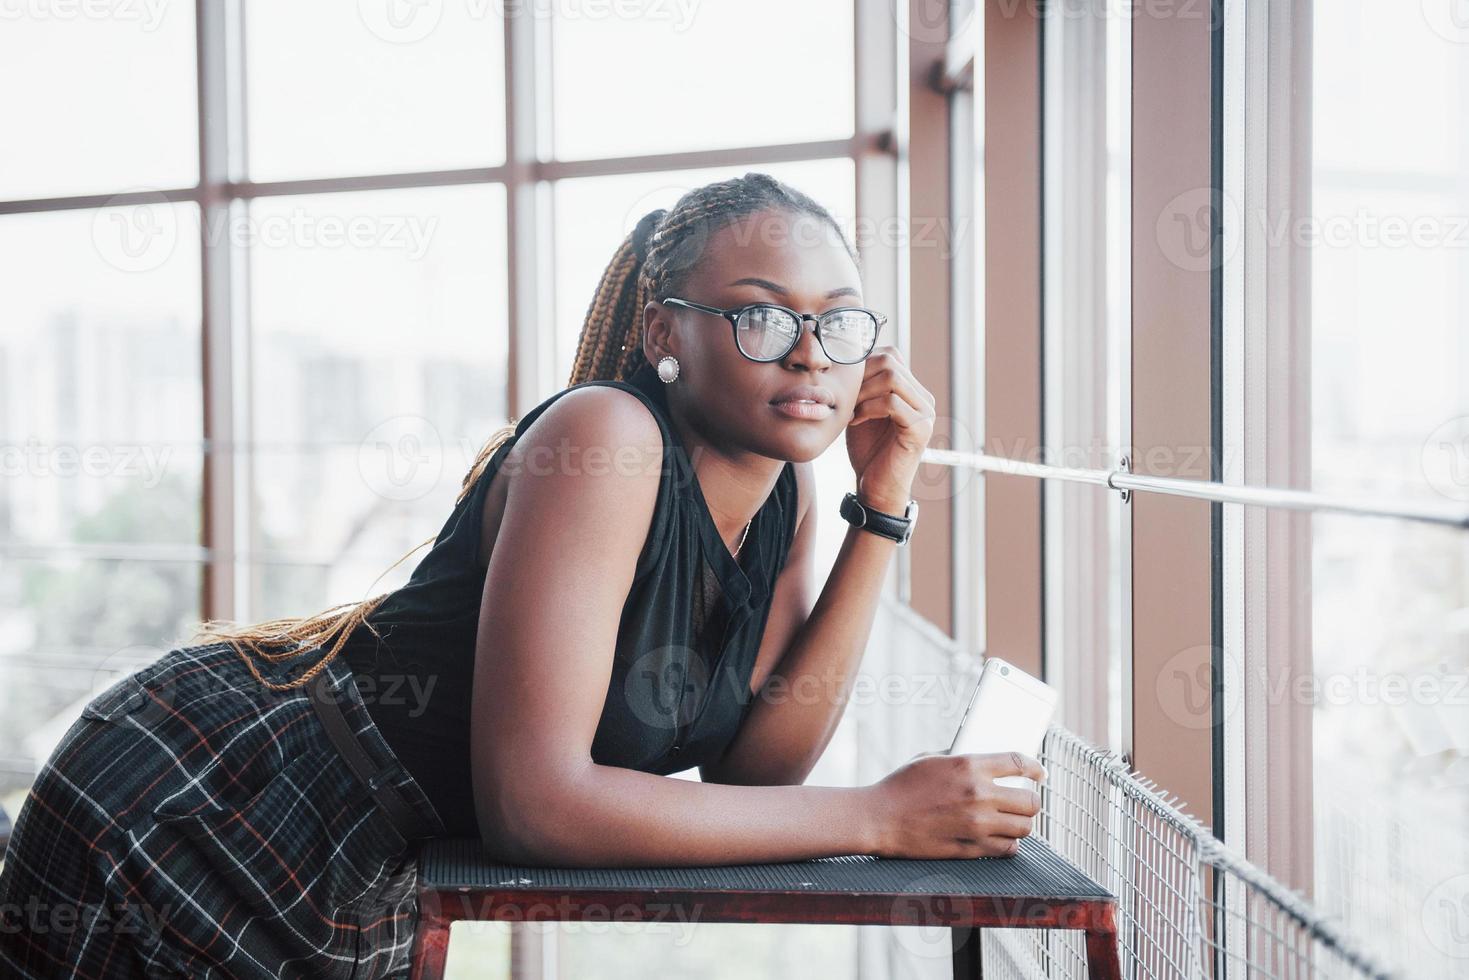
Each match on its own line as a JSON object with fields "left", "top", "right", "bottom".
{"left": 417, "top": 834, "right": 1112, "bottom": 903}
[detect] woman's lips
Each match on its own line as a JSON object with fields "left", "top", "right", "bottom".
{"left": 770, "top": 399, "right": 835, "bottom": 420}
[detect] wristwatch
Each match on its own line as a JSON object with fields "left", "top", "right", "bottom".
{"left": 840, "top": 491, "right": 919, "bottom": 545}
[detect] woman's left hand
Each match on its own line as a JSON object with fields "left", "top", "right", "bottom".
{"left": 844, "top": 347, "right": 936, "bottom": 513}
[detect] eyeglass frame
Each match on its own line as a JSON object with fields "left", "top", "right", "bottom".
{"left": 660, "top": 296, "right": 887, "bottom": 364}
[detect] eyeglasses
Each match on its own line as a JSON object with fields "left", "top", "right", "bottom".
{"left": 662, "top": 296, "right": 886, "bottom": 365}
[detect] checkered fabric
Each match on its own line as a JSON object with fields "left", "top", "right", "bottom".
{"left": 0, "top": 640, "right": 447, "bottom": 978}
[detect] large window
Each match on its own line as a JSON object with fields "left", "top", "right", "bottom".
{"left": 1, "top": 1, "right": 887, "bottom": 977}
{"left": 1308, "top": 3, "right": 1469, "bottom": 971}
{"left": 947, "top": 3, "right": 1468, "bottom": 974}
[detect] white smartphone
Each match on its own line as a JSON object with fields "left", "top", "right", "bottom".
{"left": 946, "top": 657, "right": 1059, "bottom": 788}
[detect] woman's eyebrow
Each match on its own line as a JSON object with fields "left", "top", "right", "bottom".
{"left": 727, "top": 276, "right": 861, "bottom": 300}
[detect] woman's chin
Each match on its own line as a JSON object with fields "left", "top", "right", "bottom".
{"left": 764, "top": 431, "right": 838, "bottom": 464}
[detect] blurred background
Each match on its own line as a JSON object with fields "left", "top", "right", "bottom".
{"left": 1, "top": 0, "right": 1467, "bottom": 977}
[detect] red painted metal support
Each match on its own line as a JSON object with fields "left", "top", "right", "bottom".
{"left": 407, "top": 886, "right": 1122, "bottom": 979}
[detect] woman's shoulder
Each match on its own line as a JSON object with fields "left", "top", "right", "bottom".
{"left": 513, "top": 382, "right": 668, "bottom": 465}
{"left": 513, "top": 370, "right": 668, "bottom": 448}
{"left": 488, "top": 380, "right": 673, "bottom": 541}
{"left": 468, "top": 381, "right": 674, "bottom": 585}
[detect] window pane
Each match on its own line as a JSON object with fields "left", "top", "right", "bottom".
{"left": 1312, "top": 3, "right": 1469, "bottom": 500}
{"left": 0, "top": 7, "right": 197, "bottom": 199}
{"left": 0, "top": 206, "right": 204, "bottom": 548}
{"left": 1311, "top": 516, "right": 1469, "bottom": 971}
{"left": 0, "top": 557, "right": 202, "bottom": 805}
{"left": 244, "top": 2, "right": 505, "bottom": 181}
{"left": 1311, "top": 3, "right": 1469, "bottom": 973}
{"left": 1040, "top": 1, "right": 1129, "bottom": 752}
{"left": 246, "top": 184, "right": 509, "bottom": 619}
{"left": 554, "top": 923, "right": 857, "bottom": 979}
{"left": 0, "top": 203, "right": 203, "bottom": 812}
{"left": 551, "top": 0, "right": 854, "bottom": 160}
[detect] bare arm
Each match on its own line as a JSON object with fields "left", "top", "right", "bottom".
{"left": 468, "top": 387, "right": 879, "bottom": 867}
{"left": 701, "top": 461, "right": 898, "bottom": 787}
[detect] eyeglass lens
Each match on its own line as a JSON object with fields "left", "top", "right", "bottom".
{"left": 733, "top": 306, "right": 877, "bottom": 363}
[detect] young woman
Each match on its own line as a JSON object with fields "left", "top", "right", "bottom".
{"left": 0, "top": 173, "right": 1045, "bottom": 978}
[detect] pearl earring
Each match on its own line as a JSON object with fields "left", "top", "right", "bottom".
{"left": 657, "top": 355, "right": 680, "bottom": 383}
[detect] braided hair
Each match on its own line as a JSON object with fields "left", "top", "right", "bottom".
{"left": 190, "top": 172, "right": 856, "bottom": 691}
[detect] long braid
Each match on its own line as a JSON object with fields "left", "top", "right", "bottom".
{"left": 190, "top": 172, "right": 854, "bottom": 691}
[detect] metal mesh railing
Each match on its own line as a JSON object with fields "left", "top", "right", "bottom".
{"left": 976, "top": 724, "right": 1398, "bottom": 979}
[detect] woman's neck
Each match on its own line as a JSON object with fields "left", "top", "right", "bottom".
{"left": 664, "top": 407, "right": 784, "bottom": 546}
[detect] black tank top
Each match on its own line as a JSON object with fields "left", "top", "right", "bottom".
{"left": 340, "top": 359, "right": 800, "bottom": 837}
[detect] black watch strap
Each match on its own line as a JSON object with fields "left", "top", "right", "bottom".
{"left": 840, "top": 491, "right": 918, "bottom": 545}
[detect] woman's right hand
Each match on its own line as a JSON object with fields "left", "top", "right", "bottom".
{"left": 862, "top": 751, "right": 1047, "bottom": 859}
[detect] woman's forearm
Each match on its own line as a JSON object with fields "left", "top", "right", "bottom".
{"left": 711, "top": 520, "right": 898, "bottom": 786}
{"left": 485, "top": 759, "right": 880, "bottom": 867}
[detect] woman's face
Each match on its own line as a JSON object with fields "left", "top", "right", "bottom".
{"left": 648, "top": 208, "right": 870, "bottom": 464}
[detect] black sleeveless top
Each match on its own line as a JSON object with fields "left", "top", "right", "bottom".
{"left": 339, "top": 359, "right": 800, "bottom": 837}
